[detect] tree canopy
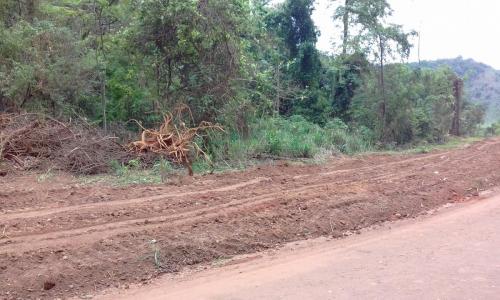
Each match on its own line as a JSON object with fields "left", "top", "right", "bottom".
{"left": 0, "top": 0, "right": 485, "bottom": 150}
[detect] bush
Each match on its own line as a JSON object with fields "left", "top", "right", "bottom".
{"left": 207, "top": 115, "right": 372, "bottom": 163}
{"left": 485, "top": 122, "right": 500, "bottom": 136}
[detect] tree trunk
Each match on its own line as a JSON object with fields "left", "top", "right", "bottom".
{"left": 0, "top": 94, "right": 4, "bottom": 112}
{"left": 94, "top": 0, "right": 107, "bottom": 132}
{"left": 155, "top": 62, "right": 162, "bottom": 113}
{"left": 26, "top": 0, "right": 37, "bottom": 22}
{"left": 275, "top": 63, "right": 281, "bottom": 116}
{"left": 450, "top": 78, "right": 463, "bottom": 136}
{"left": 342, "top": 0, "right": 350, "bottom": 56}
{"left": 101, "top": 71, "right": 107, "bottom": 132}
{"left": 379, "top": 36, "right": 387, "bottom": 139}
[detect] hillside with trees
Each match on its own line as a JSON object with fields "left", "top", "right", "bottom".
{"left": 416, "top": 57, "right": 500, "bottom": 124}
{"left": 0, "top": 0, "right": 488, "bottom": 170}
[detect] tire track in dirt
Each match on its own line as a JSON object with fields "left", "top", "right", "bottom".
{"left": 5, "top": 138, "right": 493, "bottom": 220}
{"left": 0, "top": 177, "right": 271, "bottom": 222}
{"left": 2, "top": 139, "right": 497, "bottom": 246}
{"left": 2, "top": 139, "right": 500, "bottom": 300}
{"left": 3, "top": 139, "right": 497, "bottom": 253}
{"left": 314, "top": 139, "right": 499, "bottom": 178}
{"left": 0, "top": 142, "right": 465, "bottom": 221}
{"left": 0, "top": 149, "right": 458, "bottom": 240}
{"left": 0, "top": 180, "right": 366, "bottom": 253}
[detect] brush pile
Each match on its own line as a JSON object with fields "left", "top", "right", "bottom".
{"left": 129, "top": 113, "right": 223, "bottom": 175}
{"left": 0, "top": 113, "right": 129, "bottom": 174}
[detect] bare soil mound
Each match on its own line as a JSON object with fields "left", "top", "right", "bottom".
{"left": 1, "top": 138, "right": 500, "bottom": 299}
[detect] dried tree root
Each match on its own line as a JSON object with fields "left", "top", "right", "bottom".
{"left": 129, "top": 113, "right": 222, "bottom": 175}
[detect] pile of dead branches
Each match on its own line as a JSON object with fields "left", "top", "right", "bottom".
{"left": 129, "top": 113, "right": 223, "bottom": 176}
{"left": 0, "top": 113, "right": 130, "bottom": 174}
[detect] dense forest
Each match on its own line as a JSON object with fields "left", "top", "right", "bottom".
{"left": 0, "top": 0, "right": 488, "bottom": 165}
{"left": 415, "top": 57, "right": 500, "bottom": 125}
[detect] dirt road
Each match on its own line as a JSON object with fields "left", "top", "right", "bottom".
{"left": 1, "top": 138, "right": 500, "bottom": 299}
{"left": 97, "top": 193, "right": 500, "bottom": 300}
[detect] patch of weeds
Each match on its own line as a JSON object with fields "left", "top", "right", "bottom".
{"left": 149, "top": 239, "right": 165, "bottom": 271}
{"left": 406, "top": 136, "right": 483, "bottom": 154}
{"left": 192, "top": 159, "right": 214, "bottom": 174}
{"left": 127, "top": 158, "right": 141, "bottom": 169}
{"left": 37, "top": 168, "right": 55, "bottom": 182}
{"left": 312, "top": 148, "right": 338, "bottom": 164}
{"left": 211, "top": 256, "right": 232, "bottom": 267}
{"left": 110, "top": 160, "right": 128, "bottom": 176}
{"left": 81, "top": 159, "right": 163, "bottom": 186}
{"left": 0, "top": 226, "right": 9, "bottom": 239}
{"left": 207, "top": 116, "right": 372, "bottom": 163}
{"left": 414, "top": 145, "right": 431, "bottom": 154}
{"left": 153, "top": 159, "right": 175, "bottom": 182}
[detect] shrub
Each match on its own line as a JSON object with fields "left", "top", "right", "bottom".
{"left": 206, "top": 116, "right": 372, "bottom": 163}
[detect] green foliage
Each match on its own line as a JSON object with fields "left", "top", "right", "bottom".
{"left": 0, "top": 20, "right": 96, "bottom": 114}
{"left": 153, "top": 159, "right": 174, "bottom": 175}
{"left": 415, "top": 57, "right": 500, "bottom": 124}
{"left": 329, "top": 53, "right": 369, "bottom": 120}
{"left": 272, "top": 0, "right": 318, "bottom": 58}
{"left": 131, "top": 0, "right": 251, "bottom": 123}
{"left": 352, "top": 65, "right": 468, "bottom": 145}
{"left": 485, "top": 122, "right": 500, "bottom": 136}
{"left": 0, "top": 0, "right": 488, "bottom": 172}
{"left": 207, "top": 116, "right": 372, "bottom": 164}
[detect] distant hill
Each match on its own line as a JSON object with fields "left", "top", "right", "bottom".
{"left": 414, "top": 57, "right": 500, "bottom": 124}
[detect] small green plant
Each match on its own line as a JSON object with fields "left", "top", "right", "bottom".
{"left": 153, "top": 159, "right": 174, "bottom": 182}
{"left": 110, "top": 160, "right": 128, "bottom": 176}
{"left": 127, "top": 159, "right": 141, "bottom": 170}
{"left": 153, "top": 158, "right": 173, "bottom": 174}
{"left": 142, "top": 239, "right": 165, "bottom": 271}
{"left": 37, "top": 168, "right": 55, "bottom": 182}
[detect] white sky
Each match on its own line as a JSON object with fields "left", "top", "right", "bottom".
{"left": 273, "top": 0, "right": 500, "bottom": 69}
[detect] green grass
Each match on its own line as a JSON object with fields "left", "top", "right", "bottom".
{"left": 78, "top": 157, "right": 238, "bottom": 186}
{"left": 37, "top": 167, "right": 55, "bottom": 182}
{"left": 379, "top": 136, "right": 484, "bottom": 156}
{"left": 79, "top": 169, "right": 163, "bottom": 186}
{"left": 80, "top": 159, "right": 175, "bottom": 186}
{"left": 207, "top": 116, "right": 374, "bottom": 164}
{"left": 77, "top": 117, "right": 490, "bottom": 187}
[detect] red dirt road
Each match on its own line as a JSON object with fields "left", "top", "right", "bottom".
{"left": 1, "top": 138, "right": 500, "bottom": 299}
{"left": 97, "top": 193, "right": 500, "bottom": 300}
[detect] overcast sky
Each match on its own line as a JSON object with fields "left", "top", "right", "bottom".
{"left": 274, "top": 0, "right": 500, "bottom": 69}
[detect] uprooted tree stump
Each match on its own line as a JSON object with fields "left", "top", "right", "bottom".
{"left": 128, "top": 113, "right": 223, "bottom": 176}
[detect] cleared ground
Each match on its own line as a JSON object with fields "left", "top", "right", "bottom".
{"left": 97, "top": 193, "right": 500, "bottom": 300}
{"left": 1, "top": 138, "right": 500, "bottom": 299}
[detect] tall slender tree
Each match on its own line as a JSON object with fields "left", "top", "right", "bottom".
{"left": 333, "top": 0, "right": 415, "bottom": 138}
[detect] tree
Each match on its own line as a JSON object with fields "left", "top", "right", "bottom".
{"left": 333, "top": 0, "right": 415, "bottom": 138}
{"left": 269, "top": 0, "right": 328, "bottom": 122}
{"left": 274, "top": 0, "right": 318, "bottom": 58}
{"left": 450, "top": 76, "right": 463, "bottom": 136}
{"left": 132, "top": 0, "right": 249, "bottom": 123}
{"left": 0, "top": 0, "right": 39, "bottom": 27}
{"left": 332, "top": 0, "right": 392, "bottom": 56}
{"left": 371, "top": 24, "right": 414, "bottom": 138}
{"left": 271, "top": 0, "right": 321, "bottom": 88}
{"left": 88, "top": 0, "right": 121, "bottom": 131}
{"left": 330, "top": 52, "right": 368, "bottom": 120}
{"left": 332, "top": 0, "right": 353, "bottom": 56}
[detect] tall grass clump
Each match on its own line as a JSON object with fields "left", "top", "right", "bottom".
{"left": 206, "top": 115, "right": 373, "bottom": 164}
